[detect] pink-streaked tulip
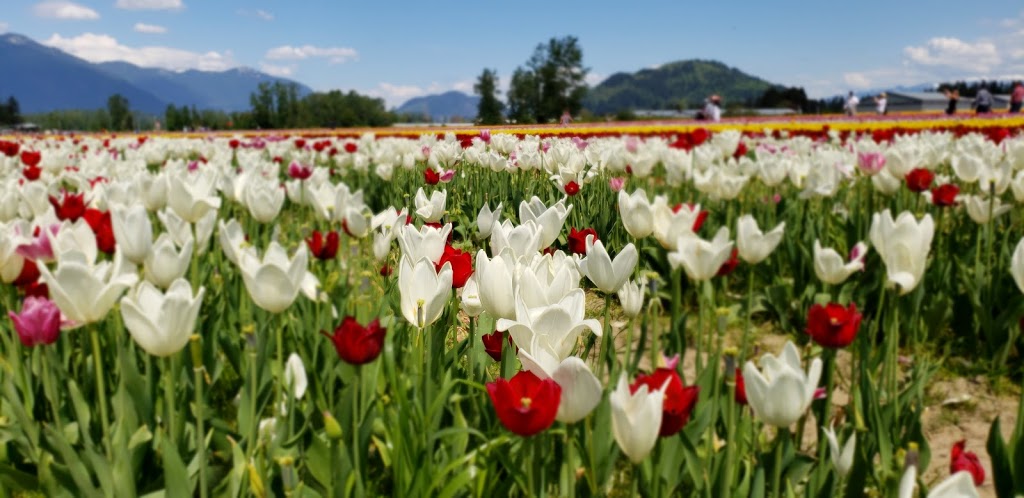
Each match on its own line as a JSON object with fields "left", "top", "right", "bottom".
{"left": 856, "top": 151, "right": 886, "bottom": 175}
{"left": 8, "top": 296, "right": 62, "bottom": 346}
{"left": 608, "top": 177, "right": 626, "bottom": 192}
{"left": 287, "top": 161, "right": 313, "bottom": 180}
{"left": 813, "top": 240, "right": 868, "bottom": 285}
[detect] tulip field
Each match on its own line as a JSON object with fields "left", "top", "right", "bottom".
{"left": 3, "top": 113, "right": 1024, "bottom": 497}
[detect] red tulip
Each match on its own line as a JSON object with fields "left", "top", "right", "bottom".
{"left": 424, "top": 167, "right": 440, "bottom": 185}
{"left": 22, "top": 281, "right": 49, "bottom": 299}
{"left": 734, "top": 368, "right": 748, "bottom": 405}
{"left": 228, "top": 139, "right": 240, "bottom": 149}
{"left": 0, "top": 140, "right": 19, "bottom": 157}
{"left": 293, "top": 139, "right": 306, "bottom": 149}
{"left": 49, "top": 192, "right": 86, "bottom": 222}
{"left": 733, "top": 142, "right": 748, "bottom": 160}
{"left": 481, "top": 330, "right": 516, "bottom": 362}
{"left": 436, "top": 245, "right": 472, "bottom": 288}
{"left": 22, "top": 164, "right": 41, "bottom": 181}
{"left": 905, "top": 168, "right": 935, "bottom": 193}
{"left": 716, "top": 248, "right": 740, "bottom": 277}
{"left": 564, "top": 181, "right": 580, "bottom": 196}
{"left": 379, "top": 264, "right": 392, "bottom": 277}
{"left": 673, "top": 203, "right": 708, "bottom": 232}
{"left": 306, "top": 230, "right": 340, "bottom": 260}
{"left": 344, "top": 142, "right": 358, "bottom": 154}
{"left": 631, "top": 368, "right": 699, "bottom": 437}
{"left": 322, "top": 317, "right": 386, "bottom": 365}
{"left": 8, "top": 296, "right": 62, "bottom": 347}
{"left": 486, "top": 370, "right": 561, "bottom": 436}
{"left": 930, "top": 183, "right": 959, "bottom": 207}
{"left": 20, "top": 150, "right": 41, "bottom": 168}
{"left": 806, "top": 302, "right": 862, "bottom": 348}
{"left": 568, "top": 227, "right": 598, "bottom": 256}
{"left": 83, "top": 209, "right": 116, "bottom": 254}
{"left": 288, "top": 161, "right": 313, "bottom": 180}
{"left": 12, "top": 259, "right": 40, "bottom": 288}
{"left": 950, "top": 440, "right": 984, "bottom": 486}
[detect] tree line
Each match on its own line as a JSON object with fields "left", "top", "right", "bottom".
{"left": 0, "top": 96, "right": 23, "bottom": 127}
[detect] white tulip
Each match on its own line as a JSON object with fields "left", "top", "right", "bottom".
{"left": 475, "top": 201, "right": 503, "bottom": 240}
{"left": 813, "top": 240, "right": 868, "bottom": 285}
{"left": 577, "top": 239, "right": 638, "bottom": 294}
{"left": 822, "top": 424, "right": 856, "bottom": 478}
{"left": 742, "top": 341, "right": 822, "bottom": 428}
{"left": 144, "top": 234, "right": 193, "bottom": 289}
{"left": 668, "top": 227, "right": 734, "bottom": 282}
{"left": 869, "top": 210, "right": 934, "bottom": 295}
{"left": 121, "top": 279, "right": 204, "bottom": 357}
{"left": 610, "top": 374, "right": 664, "bottom": 463}
{"left": 1012, "top": 237, "right": 1024, "bottom": 294}
{"left": 618, "top": 189, "right": 656, "bottom": 239}
{"left": 110, "top": 204, "right": 153, "bottom": 265}
{"left": 736, "top": 215, "right": 785, "bottom": 264}
{"left": 397, "top": 255, "right": 453, "bottom": 329}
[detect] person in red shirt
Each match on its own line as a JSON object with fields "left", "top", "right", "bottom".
{"left": 1010, "top": 81, "right": 1024, "bottom": 113}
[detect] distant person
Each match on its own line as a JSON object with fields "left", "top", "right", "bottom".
{"left": 874, "top": 92, "right": 888, "bottom": 115}
{"left": 1010, "top": 81, "right": 1024, "bottom": 113}
{"left": 844, "top": 91, "right": 860, "bottom": 116}
{"left": 944, "top": 89, "right": 960, "bottom": 115}
{"left": 560, "top": 109, "right": 572, "bottom": 125}
{"left": 706, "top": 95, "right": 722, "bottom": 122}
{"left": 974, "top": 85, "right": 994, "bottom": 114}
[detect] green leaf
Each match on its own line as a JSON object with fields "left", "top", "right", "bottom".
{"left": 160, "top": 437, "right": 192, "bottom": 498}
{"left": 987, "top": 417, "right": 1016, "bottom": 498}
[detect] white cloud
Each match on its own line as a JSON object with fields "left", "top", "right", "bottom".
{"left": 585, "top": 72, "right": 606, "bottom": 87}
{"left": 451, "top": 80, "right": 473, "bottom": 93}
{"left": 259, "top": 62, "right": 294, "bottom": 77}
{"left": 33, "top": 1, "right": 100, "bottom": 20}
{"left": 115, "top": 0, "right": 183, "bottom": 10}
{"left": 133, "top": 22, "right": 166, "bottom": 34}
{"left": 903, "top": 37, "right": 1001, "bottom": 73}
{"left": 265, "top": 44, "right": 358, "bottom": 64}
{"left": 842, "top": 72, "right": 872, "bottom": 89}
{"left": 255, "top": 9, "right": 273, "bottom": 21}
{"left": 0, "top": 22, "right": 8, "bottom": 33}
{"left": 44, "top": 32, "right": 235, "bottom": 71}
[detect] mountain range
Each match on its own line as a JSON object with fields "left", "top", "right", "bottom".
{"left": 394, "top": 91, "right": 480, "bottom": 122}
{"left": 0, "top": 32, "right": 312, "bottom": 115}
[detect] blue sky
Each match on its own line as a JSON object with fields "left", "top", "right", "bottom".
{"left": 2, "top": 0, "right": 1024, "bottom": 108}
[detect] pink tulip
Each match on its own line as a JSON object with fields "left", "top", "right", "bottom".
{"left": 15, "top": 224, "right": 58, "bottom": 262}
{"left": 440, "top": 169, "right": 456, "bottom": 183}
{"left": 857, "top": 152, "right": 886, "bottom": 176}
{"left": 479, "top": 129, "right": 491, "bottom": 143}
{"left": 609, "top": 177, "right": 626, "bottom": 192}
{"left": 8, "top": 296, "right": 62, "bottom": 347}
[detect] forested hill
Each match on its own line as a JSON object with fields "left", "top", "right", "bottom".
{"left": 583, "top": 59, "right": 777, "bottom": 114}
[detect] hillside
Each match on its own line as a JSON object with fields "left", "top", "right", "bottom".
{"left": 583, "top": 59, "right": 776, "bottom": 114}
{"left": 0, "top": 33, "right": 312, "bottom": 114}
{"left": 395, "top": 91, "right": 480, "bottom": 122}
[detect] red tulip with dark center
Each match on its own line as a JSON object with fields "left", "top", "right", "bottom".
{"left": 950, "top": 440, "right": 985, "bottom": 486}
{"left": 904, "top": 168, "right": 935, "bottom": 193}
{"left": 806, "top": 302, "right": 862, "bottom": 348}
{"left": 564, "top": 181, "right": 580, "bottom": 196}
{"left": 486, "top": 370, "right": 561, "bottom": 437}
{"left": 436, "top": 245, "right": 472, "bottom": 288}
{"left": 631, "top": 368, "right": 700, "bottom": 437}
{"left": 344, "top": 142, "right": 358, "bottom": 153}
{"left": 321, "top": 317, "right": 386, "bottom": 365}
{"left": 12, "top": 260, "right": 40, "bottom": 288}
{"left": 930, "top": 183, "right": 959, "bottom": 207}
{"left": 49, "top": 192, "right": 86, "bottom": 222}
{"left": 568, "top": 227, "right": 598, "bottom": 255}
{"left": 306, "top": 230, "right": 340, "bottom": 260}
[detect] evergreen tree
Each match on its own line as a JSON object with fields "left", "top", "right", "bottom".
{"left": 507, "top": 37, "right": 589, "bottom": 124}
{"left": 474, "top": 69, "right": 505, "bottom": 125}
{"left": 107, "top": 94, "right": 133, "bottom": 131}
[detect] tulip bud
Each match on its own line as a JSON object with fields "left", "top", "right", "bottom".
{"left": 323, "top": 411, "right": 343, "bottom": 440}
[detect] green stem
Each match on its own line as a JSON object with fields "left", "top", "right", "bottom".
{"left": 90, "top": 325, "right": 112, "bottom": 458}
{"left": 467, "top": 316, "right": 476, "bottom": 380}
{"left": 740, "top": 266, "right": 756, "bottom": 361}
{"left": 192, "top": 340, "right": 208, "bottom": 498}
{"left": 599, "top": 293, "right": 612, "bottom": 379}
{"left": 163, "top": 356, "right": 176, "bottom": 450}
{"left": 247, "top": 342, "right": 258, "bottom": 456}
{"left": 352, "top": 365, "right": 363, "bottom": 494}
{"left": 771, "top": 430, "right": 787, "bottom": 498}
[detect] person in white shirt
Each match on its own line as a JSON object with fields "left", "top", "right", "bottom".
{"left": 706, "top": 94, "right": 722, "bottom": 122}
{"left": 874, "top": 92, "right": 887, "bottom": 115}
{"left": 844, "top": 91, "right": 860, "bottom": 116}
